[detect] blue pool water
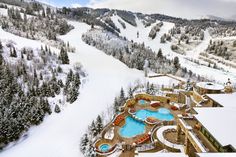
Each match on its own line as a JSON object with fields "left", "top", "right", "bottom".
{"left": 119, "top": 116, "right": 146, "bottom": 138}
{"left": 139, "top": 100, "right": 147, "bottom": 105}
{"left": 99, "top": 144, "right": 110, "bottom": 152}
{"left": 135, "top": 108, "right": 174, "bottom": 121}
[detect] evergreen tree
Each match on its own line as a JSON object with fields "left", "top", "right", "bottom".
{"left": 0, "top": 41, "right": 3, "bottom": 53}
{"left": 42, "top": 9, "right": 46, "bottom": 18}
{"left": 96, "top": 115, "right": 103, "bottom": 134}
{"left": 149, "top": 83, "right": 156, "bottom": 95}
{"left": 157, "top": 48, "right": 163, "bottom": 58}
{"left": 119, "top": 87, "right": 125, "bottom": 104}
{"left": 54, "top": 104, "right": 61, "bottom": 113}
{"left": 113, "top": 97, "right": 119, "bottom": 113}
{"left": 66, "top": 82, "right": 79, "bottom": 104}
{"left": 173, "top": 56, "right": 180, "bottom": 69}
{"left": 146, "top": 82, "right": 150, "bottom": 94}
{"left": 0, "top": 53, "right": 3, "bottom": 65}
{"left": 73, "top": 72, "right": 81, "bottom": 88}
{"left": 66, "top": 69, "right": 73, "bottom": 83}
{"left": 86, "top": 142, "right": 96, "bottom": 157}
{"left": 80, "top": 134, "right": 89, "bottom": 154}
{"left": 90, "top": 121, "right": 97, "bottom": 137}
{"left": 59, "top": 47, "right": 69, "bottom": 64}
{"left": 23, "top": 11, "right": 27, "bottom": 24}
{"left": 57, "top": 65, "right": 63, "bottom": 73}
{"left": 128, "top": 87, "right": 133, "bottom": 98}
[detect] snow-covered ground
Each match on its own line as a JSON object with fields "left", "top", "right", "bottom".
{"left": 0, "top": 21, "right": 145, "bottom": 157}
{"left": 186, "top": 30, "right": 211, "bottom": 59}
{"left": 111, "top": 15, "right": 236, "bottom": 83}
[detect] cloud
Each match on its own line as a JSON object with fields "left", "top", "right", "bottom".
{"left": 86, "top": 0, "right": 236, "bottom": 19}
{"left": 71, "top": 3, "right": 82, "bottom": 8}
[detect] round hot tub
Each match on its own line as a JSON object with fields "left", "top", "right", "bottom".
{"left": 99, "top": 144, "right": 110, "bottom": 152}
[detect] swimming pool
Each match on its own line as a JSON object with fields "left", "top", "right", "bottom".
{"left": 138, "top": 100, "right": 147, "bottom": 105}
{"left": 135, "top": 108, "right": 174, "bottom": 121}
{"left": 99, "top": 144, "right": 110, "bottom": 152}
{"left": 119, "top": 116, "right": 146, "bottom": 138}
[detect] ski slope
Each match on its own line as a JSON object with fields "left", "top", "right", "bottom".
{"left": 0, "top": 21, "right": 144, "bottom": 157}
{"left": 186, "top": 30, "right": 211, "bottom": 59}
{"left": 111, "top": 15, "right": 236, "bottom": 83}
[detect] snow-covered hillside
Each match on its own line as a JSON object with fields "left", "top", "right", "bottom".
{"left": 110, "top": 15, "right": 236, "bottom": 84}
{"left": 0, "top": 20, "right": 145, "bottom": 157}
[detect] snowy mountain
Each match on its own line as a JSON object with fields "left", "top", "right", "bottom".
{"left": 0, "top": 1, "right": 236, "bottom": 157}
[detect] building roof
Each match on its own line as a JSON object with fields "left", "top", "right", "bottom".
{"left": 207, "top": 93, "right": 236, "bottom": 108}
{"left": 196, "top": 82, "right": 224, "bottom": 91}
{"left": 197, "top": 153, "right": 236, "bottom": 157}
{"left": 147, "top": 75, "right": 181, "bottom": 88}
{"left": 194, "top": 107, "right": 236, "bottom": 148}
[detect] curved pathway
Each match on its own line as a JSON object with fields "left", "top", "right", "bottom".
{"left": 156, "top": 125, "right": 184, "bottom": 152}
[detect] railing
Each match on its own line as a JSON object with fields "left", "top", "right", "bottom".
{"left": 178, "top": 118, "right": 192, "bottom": 130}
{"left": 136, "top": 143, "right": 155, "bottom": 152}
{"left": 188, "top": 130, "right": 208, "bottom": 153}
{"left": 150, "top": 122, "right": 163, "bottom": 142}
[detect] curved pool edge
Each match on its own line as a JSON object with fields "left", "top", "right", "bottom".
{"left": 119, "top": 116, "right": 146, "bottom": 138}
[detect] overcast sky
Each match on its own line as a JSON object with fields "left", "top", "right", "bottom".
{"left": 39, "top": 0, "right": 236, "bottom": 19}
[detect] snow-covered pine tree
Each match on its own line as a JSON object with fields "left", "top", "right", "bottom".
{"left": 113, "top": 97, "right": 119, "bottom": 113}
{"left": 146, "top": 82, "right": 150, "bottom": 94}
{"left": 128, "top": 87, "right": 133, "bottom": 98}
{"left": 80, "top": 133, "right": 89, "bottom": 154}
{"left": 89, "top": 121, "right": 98, "bottom": 137}
{"left": 119, "top": 87, "right": 125, "bottom": 105}
{"left": 96, "top": 115, "right": 103, "bottom": 134}
{"left": 157, "top": 48, "right": 163, "bottom": 58}
{"left": 73, "top": 72, "right": 81, "bottom": 88}
{"left": 0, "top": 41, "right": 3, "bottom": 53}
{"left": 85, "top": 142, "right": 96, "bottom": 157}
{"left": 149, "top": 83, "right": 156, "bottom": 95}
{"left": 59, "top": 47, "right": 69, "bottom": 64}
{"left": 66, "top": 82, "right": 79, "bottom": 104}
{"left": 54, "top": 104, "right": 61, "bottom": 113}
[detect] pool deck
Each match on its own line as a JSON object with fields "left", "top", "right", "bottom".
{"left": 95, "top": 93, "right": 187, "bottom": 156}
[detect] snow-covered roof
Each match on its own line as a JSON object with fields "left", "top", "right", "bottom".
{"left": 197, "top": 153, "right": 236, "bottom": 157}
{"left": 136, "top": 153, "right": 188, "bottom": 157}
{"left": 207, "top": 93, "right": 236, "bottom": 108}
{"left": 194, "top": 108, "right": 236, "bottom": 148}
{"left": 147, "top": 76, "right": 180, "bottom": 87}
{"left": 196, "top": 82, "right": 224, "bottom": 91}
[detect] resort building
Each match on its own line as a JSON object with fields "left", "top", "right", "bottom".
{"left": 194, "top": 108, "right": 236, "bottom": 152}
{"left": 93, "top": 77, "right": 236, "bottom": 157}
{"left": 205, "top": 92, "right": 236, "bottom": 107}
{"left": 191, "top": 82, "right": 224, "bottom": 107}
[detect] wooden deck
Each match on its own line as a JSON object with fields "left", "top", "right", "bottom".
{"left": 95, "top": 93, "right": 187, "bottom": 156}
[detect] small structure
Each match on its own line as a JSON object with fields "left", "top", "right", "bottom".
{"left": 225, "top": 78, "right": 233, "bottom": 93}
{"left": 195, "top": 82, "right": 224, "bottom": 95}
{"left": 192, "top": 82, "right": 224, "bottom": 106}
